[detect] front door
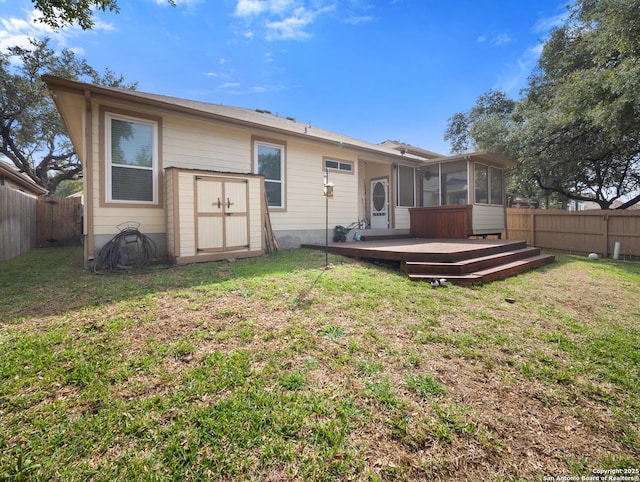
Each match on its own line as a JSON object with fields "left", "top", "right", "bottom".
{"left": 370, "top": 179, "right": 388, "bottom": 229}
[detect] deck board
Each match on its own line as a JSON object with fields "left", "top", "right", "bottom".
{"left": 302, "top": 238, "right": 526, "bottom": 263}
{"left": 302, "top": 238, "right": 554, "bottom": 285}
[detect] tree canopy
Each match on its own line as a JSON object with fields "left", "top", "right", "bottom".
{"left": 0, "top": 38, "right": 136, "bottom": 194}
{"left": 445, "top": 0, "right": 640, "bottom": 209}
{"left": 31, "top": 0, "right": 175, "bottom": 30}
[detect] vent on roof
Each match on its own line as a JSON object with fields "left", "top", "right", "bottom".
{"left": 255, "top": 109, "right": 272, "bottom": 114}
{"left": 286, "top": 116, "right": 296, "bottom": 122}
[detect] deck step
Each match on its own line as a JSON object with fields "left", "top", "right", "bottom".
{"left": 408, "top": 253, "right": 555, "bottom": 285}
{"left": 403, "top": 247, "right": 541, "bottom": 275}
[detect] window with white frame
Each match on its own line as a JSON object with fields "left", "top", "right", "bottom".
{"left": 324, "top": 159, "right": 353, "bottom": 173}
{"left": 106, "top": 113, "right": 158, "bottom": 203}
{"left": 397, "top": 164, "right": 415, "bottom": 207}
{"left": 475, "top": 164, "right": 503, "bottom": 205}
{"left": 255, "top": 141, "right": 285, "bottom": 208}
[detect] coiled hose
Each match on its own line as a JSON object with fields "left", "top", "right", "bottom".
{"left": 94, "top": 224, "right": 156, "bottom": 271}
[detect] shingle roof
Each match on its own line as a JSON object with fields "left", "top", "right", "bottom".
{"left": 42, "top": 75, "right": 428, "bottom": 162}
{"left": 0, "top": 161, "right": 48, "bottom": 195}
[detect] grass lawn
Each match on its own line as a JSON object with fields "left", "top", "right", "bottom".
{"left": 1, "top": 247, "right": 639, "bottom": 481}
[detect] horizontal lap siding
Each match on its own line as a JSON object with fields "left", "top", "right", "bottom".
{"left": 163, "top": 116, "right": 250, "bottom": 173}
{"left": 472, "top": 205, "right": 505, "bottom": 233}
{"left": 270, "top": 142, "right": 359, "bottom": 231}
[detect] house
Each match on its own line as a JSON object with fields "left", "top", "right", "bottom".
{"left": 0, "top": 161, "right": 48, "bottom": 197}
{"left": 42, "top": 75, "right": 515, "bottom": 267}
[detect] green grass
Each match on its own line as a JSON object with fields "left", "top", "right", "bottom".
{"left": 0, "top": 247, "right": 639, "bottom": 481}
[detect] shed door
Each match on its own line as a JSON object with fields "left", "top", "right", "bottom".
{"left": 195, "top": 176, "right": 249, "bottom": 253}
{"left": 223, "top": 180, "right": 249, "bottom": 250}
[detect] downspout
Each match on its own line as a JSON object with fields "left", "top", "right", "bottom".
{"left": 84, "top": 89, "right": 95, "bottom": 267}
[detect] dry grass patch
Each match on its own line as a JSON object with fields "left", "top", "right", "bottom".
{"left": 0, "top": 247, "right": 638, "bottom": 481}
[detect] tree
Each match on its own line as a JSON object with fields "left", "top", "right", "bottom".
{"left": 444, "top": 89, "right": 517, "bottom": 157}
{"left": 0, "top": 38, "right": 136, "bottom": 195}
{"left": 445, "top": 0, "right": 640, "bottom": 209}
{"left": 31, "top": 0, "right": 175, "bottom": 30}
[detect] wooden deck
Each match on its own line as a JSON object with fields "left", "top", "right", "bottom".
{"left": 302, "top": 238, "right": 555, "bottom": 285}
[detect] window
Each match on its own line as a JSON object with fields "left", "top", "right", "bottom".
{"left": 490, "top": 167, "right": 503, "bottom": 205}
{"left": 474, "top": 164, "right": 488, "bottom": 204}
{"left": 324, "top": 159, "right": 353, "bottom": 173}
{"left": 475, "top": 164, "right": 503, "bottom": 205}
{"left": 255, "top": 141, "right": 284, "bottom": 208}
{"left": 106, "top": 113, "right": 158, "bottom": 203}
{"left": 440, "top": 160, "right": 468, "bottom": 205}
{"left": 421, "top": 161, "right": 468, "bottom": 206}
{"left": 422, "top": 165, "right": 440, "bottom": 206}
{"left": 397, "top": 164, "right": 415, "bottom": 207}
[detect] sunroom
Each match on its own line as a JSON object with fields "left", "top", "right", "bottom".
{"left": 405, "top": 151, "right": 516, "bottom": 238}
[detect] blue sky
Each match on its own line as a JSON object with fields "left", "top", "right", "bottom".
{"left": 1, "top": 0, "right": 569, "bottom": 155}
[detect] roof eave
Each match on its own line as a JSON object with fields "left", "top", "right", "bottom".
{"left": 41, "top": 75, "right": 418, "bottom": 164}
{"left": 424, "top": 151, "right": 517, "bottom": 167}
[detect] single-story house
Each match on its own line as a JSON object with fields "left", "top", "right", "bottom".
{"left": 0, "top": 161, "right": 48, "bottom": 197}
{"left": 42, "top": 75, "right": 516, "bottom": 266}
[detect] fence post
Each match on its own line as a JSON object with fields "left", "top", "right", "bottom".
{"left": 531, "top": 211, "right": 536, "bottom": 247}
{"left": 603, "top": 214, "right": 609, "bottom": 258}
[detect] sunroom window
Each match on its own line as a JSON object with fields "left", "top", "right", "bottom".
{"left": 106, "top": 114, "right": 158, "bottom": 203}
{"left": 421, "top": 160, "right": 468, "bottom": 206}
{"left": 397, "top": 164, "right": 415, "bottom": 207}
{"left": 475, "top": 164, "right": 503, "bottom": 205}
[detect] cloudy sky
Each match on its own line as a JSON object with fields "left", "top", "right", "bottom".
{"left": 1, "top": 0, "right": 569, "bottom": 154}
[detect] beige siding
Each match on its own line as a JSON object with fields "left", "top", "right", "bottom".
{"left": 87, "top": 96, "right": 381, "bottom": 253}
{"left": 163, "top": 116, "right": 251, "bottom": 173}
{"left": 270, "top": 141, "right": 359, "bottom": 230}
{"left": 166, "top": 170, "right": 175, "bottom": 256}
{"left": 394, "top": 207, "right": 410, "bottom": 229}
{"left": 177, "top": 171, "right": 196, "bottom": 256}
{"left": 472, "top": 204, "right": 506, "bottom": 233}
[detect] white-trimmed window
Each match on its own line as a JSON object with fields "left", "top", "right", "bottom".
{"left": 324, "top": 159, "right": 353, "bottom": 173}
{"left": 397, "top": 164, "right": 416, "bottom": 207}
{"left": 475, "top": 164, "right": 503, "bottom": 205}
{"left": 106, "top": 113, "right": 158, "bottom": 203}
{"left": 255, "top": 141, "right": 284, "bottom": 208}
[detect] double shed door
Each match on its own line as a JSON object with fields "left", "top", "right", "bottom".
{"left": 195, "top": 176, "right": 249, "bottom": 253}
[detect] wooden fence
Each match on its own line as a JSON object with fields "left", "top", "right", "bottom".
{"left": 1, "top": 188, "right": 82, "bottom": 262}
{"left": 0, "top": 186, "right": 38, "bottom": 261}
{"left": 36, "top": 196, "right": 82, "bottom": 247}
{"left": 506, "top": 208, "right": 640, "bottom": 259}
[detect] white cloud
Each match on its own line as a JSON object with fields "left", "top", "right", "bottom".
{"left": 344, "top": 15, "right": 373, "bottom": 25}
{"left": 476, "top": 32, "right": 512, "bottom": 47}
{"left": 495, "top": 44, "right": 543, "bottom": 95}
{"left": 234, "top": 0, "right": 268, "bottom": 17}
{"left": 265, "top": 7, "right": 315, "bottom": 40}
{"left": 533, "top": 11, "right": 567, "bottom": 34}
{"left": 232, "top": 0, "right": 337, "bottom": 41}
{"left": 0, "top": 9, "right": 54, "bottom": 52}
{"left": 492, "top": 33, "right": 512, "bottom": 46}
{"left": 0, "top": 8, "right": 115, "bottom": 54}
